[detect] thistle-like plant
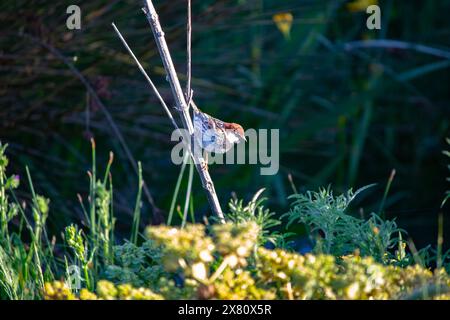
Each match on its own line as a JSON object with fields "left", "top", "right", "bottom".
{"left": 283, "top": 185, "right": 403, "bottom": 262}
{"left": 103, "top": 240, "right": 165, "bottom": 287}
{"left": 225, "top": 188, "right": 289, "bottom": 247}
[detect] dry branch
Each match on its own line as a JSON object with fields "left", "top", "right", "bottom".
{"left": 142, "top": 0, "right": 225, "bottom": 223}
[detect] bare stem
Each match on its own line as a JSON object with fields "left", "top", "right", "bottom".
{"left": 143, "top": 0, "right": 225, "bottom": 223}
{"left": 186, "top": 0, "right": 192, "bottom": 100}
{"left": 111, "top": 23, "right": 179, "bottom": 131}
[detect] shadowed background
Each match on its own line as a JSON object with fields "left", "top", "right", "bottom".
{"left": 0, "top": 0, "right": 449, "bottom": 250}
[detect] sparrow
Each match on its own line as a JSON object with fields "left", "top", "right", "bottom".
{"left": 191, "top": 101, "right": 246, "bottom": 154}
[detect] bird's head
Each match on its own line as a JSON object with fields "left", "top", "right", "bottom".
{"left": 225, "top": 123, "right": 247, "bottom": 144}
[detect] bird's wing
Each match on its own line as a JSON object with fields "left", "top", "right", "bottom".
{"left": 193, "top": 112, "right": 215, "bottom": 150}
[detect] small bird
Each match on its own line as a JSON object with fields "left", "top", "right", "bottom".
{"left": 191, "top": 101, "right": 246, "bottom": 154}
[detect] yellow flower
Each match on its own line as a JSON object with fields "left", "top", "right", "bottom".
{"left": 79, "top": 289, "right": 98, "bottom": 300}
{"left": 346, "top": 282, "right": 360, "bottom": 299}
{"left": 96, "top": 280, "right": 118, "bottom": 299}
{"left": 192, "top": 262, "right": 208, "bottom": 281}
{"left": 43, "top": 281, "right": 76, "bottom": 300}
{"left": 272, "top": 13, "right": 293, "bottom": 40}
{"left": 347, "top": 0, "right": 378, "bottom": 13}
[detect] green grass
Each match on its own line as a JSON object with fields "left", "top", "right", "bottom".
{"left": 1, "top": 141, "right": 449, "bottom": 299}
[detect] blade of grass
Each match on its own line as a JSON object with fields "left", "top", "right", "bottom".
{"left": 131, "top": 161, "right": 143, "bottom": 245}
{"left": 287, "top": 173, "right": 298, "bottom": 194}
{"left": 109, "top": 173, "right": 115, "bottom": 264}
{"left": 89, "top": 138, "right": 96, "bottom": 246}
{"left": 189, "top": 194, "right": 195, "bottom": 224}
{"left": 24, "top": 166, "right": 45, "bottom": 289}
{"left": 77, "top": 194, "right": 90, "bottom": 226}
{"left": 407, "top": 238, "right": 429, "bottom": 299}
{"left": 181, "top": 158, "right": 194, "bottom": 228}
{"left": 437, "top": 212, "right": 444, "bottom": 270}
{"left": 168, "top": 152, "right": 189, "bottom": 226}
{"left": 103, "top": 151, "right": 114, "bottom": 185}
{"left": 378, "top": 169, "right": 396, "bottom": 219}
{"left": 348, "top": 100, "right": 373, "bottom": 186}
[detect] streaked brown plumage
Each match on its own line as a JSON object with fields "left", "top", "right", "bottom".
{"left": 191, "top": 102, "right": 246, "bottom": 154}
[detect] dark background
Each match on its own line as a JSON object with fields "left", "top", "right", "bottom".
{"left": 1, "top": 0, "right": 449, "bottom": 250}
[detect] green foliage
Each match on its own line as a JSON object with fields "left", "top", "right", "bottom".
{"left": 43, "top": 281, "right": 76, "bottom": 300}
{"left": 258, "top": 248, "right": 450, "bottom": 300}
{"left": 284, "top": 185, "right": 450, "bottom": 272}
{"left": 43, "top": 280, "right": 163, "bottom": 300}
{"left": 65, "top": 224, "right": 87, "bottom": 263}
{"left": 211, "top": 222, "right": 260, "bottom": 260}
{"left": 2, "top": 143, "right": 449, "bottom": 300}
{"left": 47, "top": 222, "right": 450, "bottom": 300}
{"left": 284, "top": 185, "right": 403, "bottom": 262}
{"left": 0, "top": 245, "right": 20, "bottom": 299}
{"left": 0, "top": 143, "right": 55, "bottom": 299}
{"left": 64, "top": 224, "right": 94, "bottom": 290}
{"left": 0, "top": 143, "right": 20, "bottom": 242}
{"left": 2, "top": 1, "right": 448, "bottom": 245}
{"left": 225, "top": 188, "right": 288, "bottom": 247}
{"left": 146, "top": 224, "right": 215, "bottom": 273}
{"left": 0, "top": 142, "right": 119, "bottom": 298}
{"left": 103, "top": 240, "right": 165, "bottom": 287}
{"left": 150, "top": 223, "right": 450, "bottom": 300}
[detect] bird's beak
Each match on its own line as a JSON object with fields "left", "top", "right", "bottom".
{"left": 242, "top": 136, "right": 247, "bottom": 142}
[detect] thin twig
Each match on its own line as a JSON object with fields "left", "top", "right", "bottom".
{"left": 113, "top": 23, "right": 202, "bottom": 227}
{"left": 186, "top": 0, "right": 192, "bottom": 100}
{"left": 181, "top": 0, "right": 193, "bottom": 228}
{"left": 112, "top": 23, "right": 179, "bottom": 131}
{"left": 143, "top": 0, "right": 225, "bottom": 223}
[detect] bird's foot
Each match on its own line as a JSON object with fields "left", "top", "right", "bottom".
{"left": 201, "top": 153, "right": 209, "bottom": 171}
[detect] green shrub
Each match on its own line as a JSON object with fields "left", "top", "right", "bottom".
{"left": 224, "top": 188, "right": 288, "bottom": 247}
{"left": 2, "top": 142, "right": 449, "bottom": 300}
{"left": 50, "top": 222, "right": 450, "bottom": 300}
{"left": 43, "top": 280, "right": 163, "bottom": 300}
{"left": 103, "top": 240, "right": 165, "bottom": 287}
{"left": 284, "top": 186, "right": 404, "bottom": 262}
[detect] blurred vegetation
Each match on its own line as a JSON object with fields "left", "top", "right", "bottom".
{"left": 0, "top": 0, "right": 449, "bottom": 253}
